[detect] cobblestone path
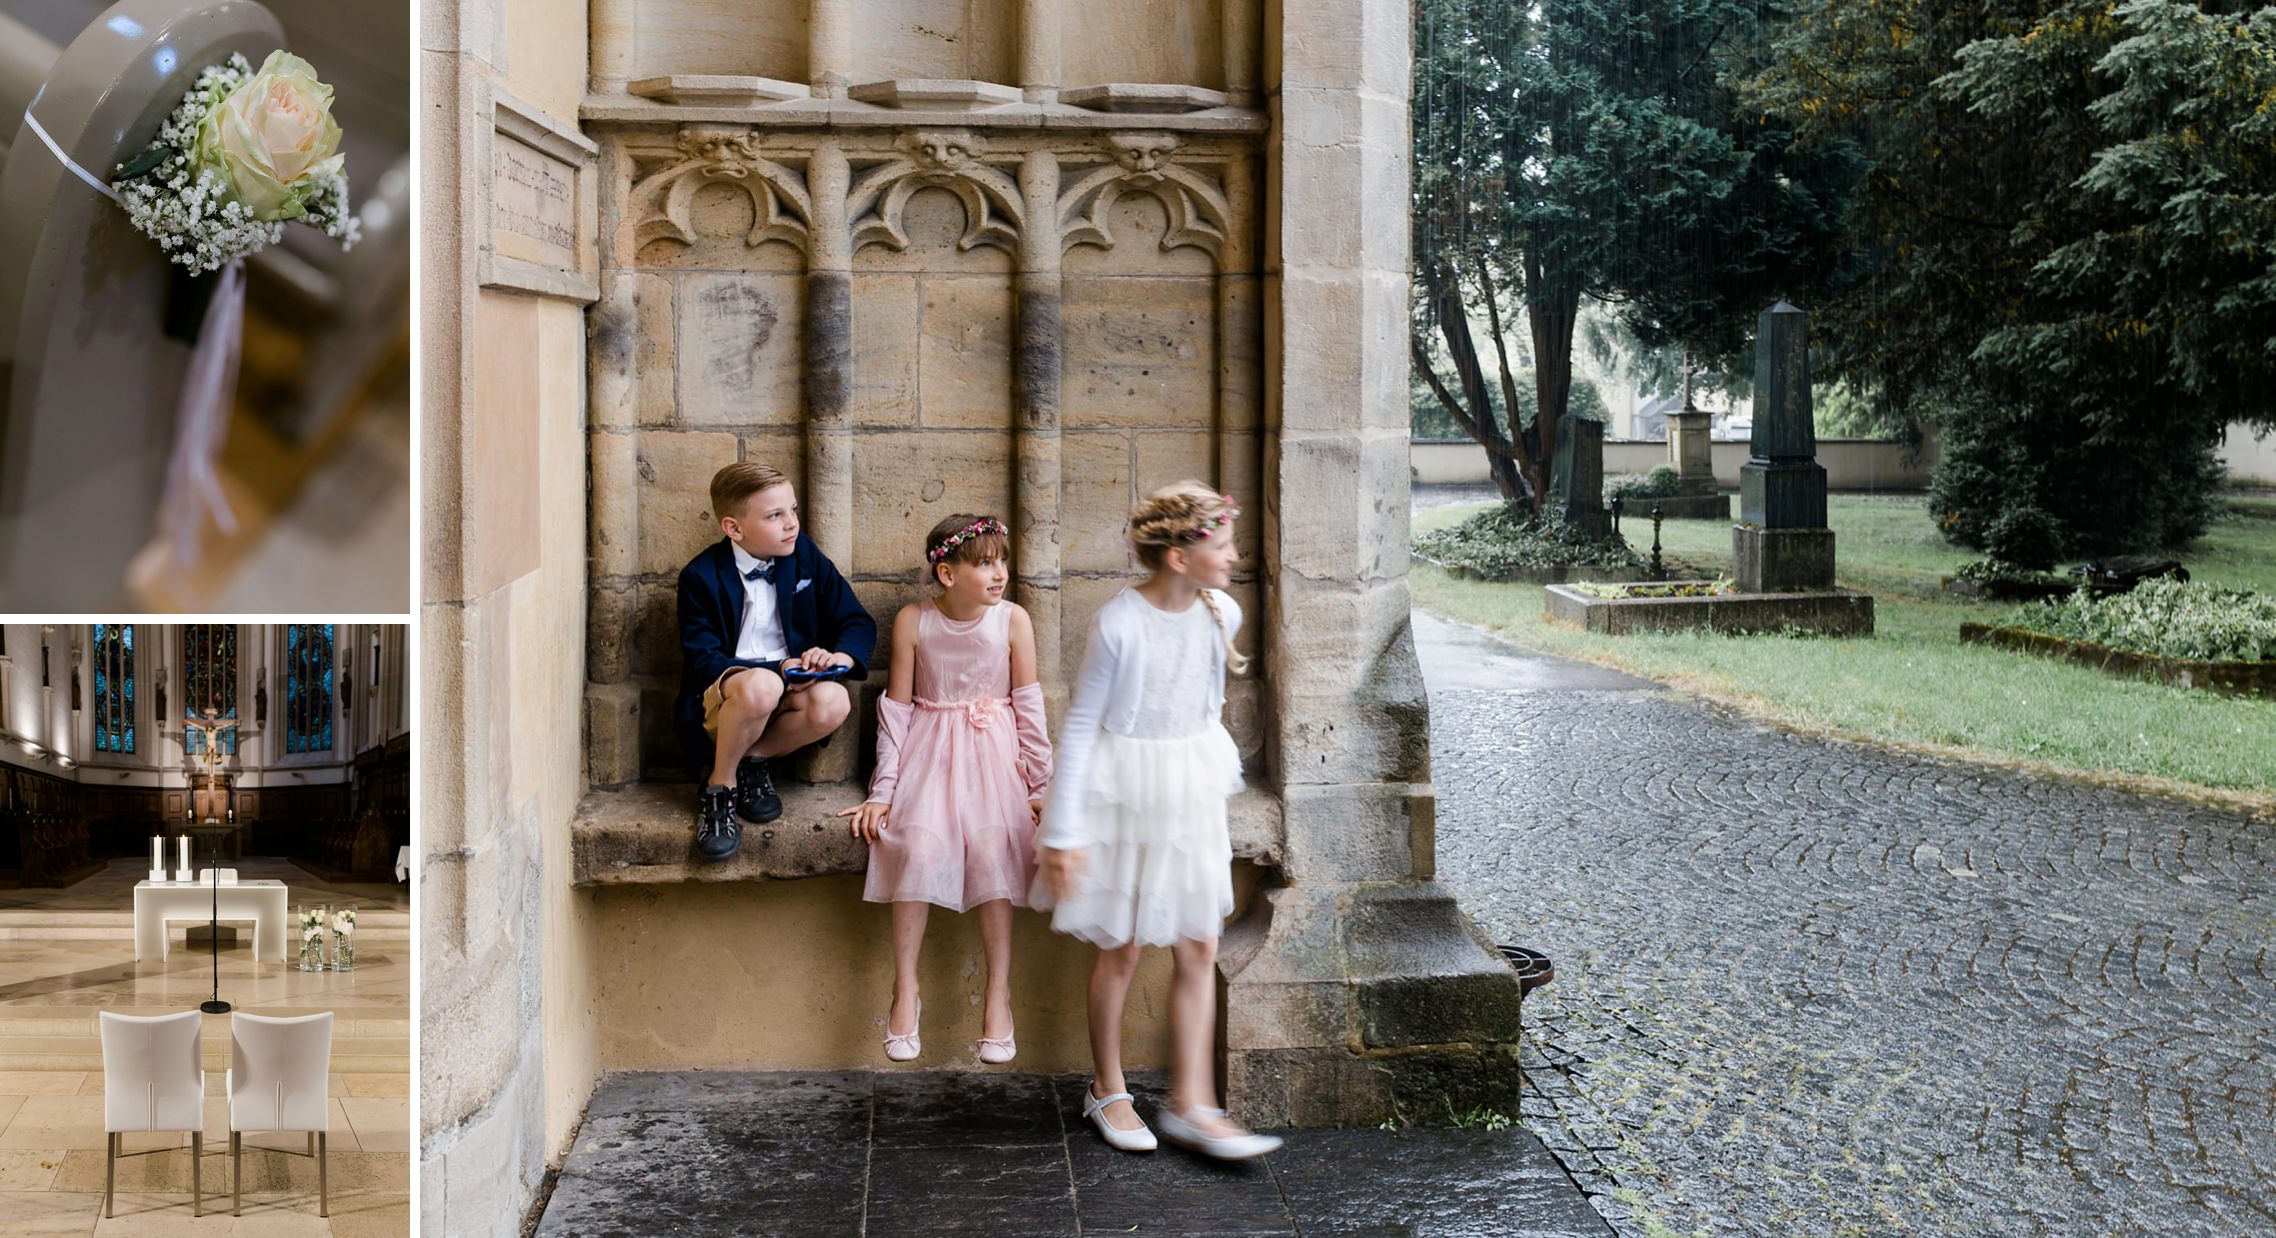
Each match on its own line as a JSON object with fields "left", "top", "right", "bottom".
{"left": 1417, "top": 610, "right": 2276, "bottom": 1238}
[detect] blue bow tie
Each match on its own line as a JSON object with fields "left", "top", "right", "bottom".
{"left": 744, "top": 559, "right": 775, "bottom": 583}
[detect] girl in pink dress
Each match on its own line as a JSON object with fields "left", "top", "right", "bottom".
{"left": 840, "top": 513, "right": 1051, "bottom": 1065}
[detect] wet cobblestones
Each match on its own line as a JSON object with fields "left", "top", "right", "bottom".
{"left": 1428, "top": 641, "right": 2276, "bottom": 1237}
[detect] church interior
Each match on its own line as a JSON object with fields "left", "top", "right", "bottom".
{"left": 0, "top": 623, "right": 407, "bottom": 1233}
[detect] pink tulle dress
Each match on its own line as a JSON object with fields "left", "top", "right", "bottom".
{"left": 862, "top": 600, "right": 1052, "bottom": 911}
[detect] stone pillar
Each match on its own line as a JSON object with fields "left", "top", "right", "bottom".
{"left": 1215, "top": 155, "right": 1261, "bottom": 516}
{"left": 588, "top": 138, "right": 642, "bottom": 789}
{"left": 1222, "top": 0, "right": 1258, "bottom": 107}
{"left": 1017, "top": 0, "right": 1061, "bottom": 104}
{"left": 808, "top": 0, "right": 852, "bottom": 99}
{"left": 801, "top": 144, "right": 855, "bottom": 781}
{"left": 589, "top": 0, "right": 636, "bottom": 95}
{"left": 1014, "top": 151, "right": 1065, "bottom": 688}
{"left": 1735, "top": 301, "right": 1834, "bottom": 592}
{"left": 1221, "top": 0, "right": 1525, "bottom": 1128}
{"left": 1667, "top": 403, "right": 1715, "bottom": 495}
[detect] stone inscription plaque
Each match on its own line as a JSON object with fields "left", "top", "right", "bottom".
{"left": 493, "top": 133, "right": 577, "bottom": 265}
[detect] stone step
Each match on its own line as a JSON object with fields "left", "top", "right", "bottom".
{"left": 0, "top": 1049, "right": 407, "bottom": 1073}
{"left": 0, "top": 910, "right": 410, "bottom": 924}
{"left": 0, "top": 1011, "right": 406, "bottom": 1039}
{"left": 571, "top": 778, "right": 1284, "bottom": 885}
{"left": 0, "top": 925, "right": 410, "bottom": 941}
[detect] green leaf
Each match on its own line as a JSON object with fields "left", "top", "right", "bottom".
{"left": 111, "top": 146, "right": 169, "bottom": 182}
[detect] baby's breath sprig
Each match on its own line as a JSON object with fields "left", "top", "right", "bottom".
{"left": 109, "top": 52, "right": 359, "bottom": 276}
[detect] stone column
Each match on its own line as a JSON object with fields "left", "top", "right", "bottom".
{"left": 1014, "top": 152, "right": 1066, "bottom": 687}
{"left": 1221, "top": 0, "right": 1524, "bottom": 1128}
{"left": 587, "top": 138, "right": 641, "bottom": 789}
{"left": 1734, "top": 301, "right": 1834, "bottom": 592}
{"left": 808, "top": 0, "right": 852, "bottom": 99}
{"left": 1016, "top": 0, "right": 1060, "bottom": 104}
{"left": 1666, "top": 402, "right": 1715, "bottom": 494}
{"left": 802, "top": 144, "right": 855, "bottom": 781}
{"left": 1222, "top": 0, "right": 1258, "bottom": 107}
{"left": 589, "top": 0, "right": 636, "bottom": 95}
{"left": 1214, "top": 155, "right": 1260, "bottom": 506}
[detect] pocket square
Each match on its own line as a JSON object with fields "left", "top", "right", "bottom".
{"left": 795, "top": 578, "right": 811, "bottom": 593}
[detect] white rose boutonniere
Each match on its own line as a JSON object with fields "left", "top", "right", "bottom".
{"left": 110, "top": 50, "right": 358, "bottom": 274}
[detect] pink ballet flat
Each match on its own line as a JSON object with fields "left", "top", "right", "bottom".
{"left": 976, "top": 1027, "right": 1016, "bottom": 1065}
{"left": 884, "top": 997, "right": 921, "bottom": 1062}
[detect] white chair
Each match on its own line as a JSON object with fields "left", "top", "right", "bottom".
{"left": 227, "top": 1010, "right": 333, "bottom": 1217}
{"left": 196, "top": 868, "right": 239, "bottom": 884}
{"left": 97, "top": 1009, "right": 208, "bottom": 1218}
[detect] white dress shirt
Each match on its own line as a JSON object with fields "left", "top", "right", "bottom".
{"left": 730, "top": 540, "right": 791, "bottom": 663}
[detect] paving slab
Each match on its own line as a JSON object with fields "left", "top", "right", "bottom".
{"left": 537, "top": 1070, "right": 1610, "bottom": 1237}
{"left": 1421, "top": 605, "right": 2276, "bottom": 1236}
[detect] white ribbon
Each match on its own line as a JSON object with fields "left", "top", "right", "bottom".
{"left": 23, "top": 107, "right": 242, "bottom": 571}
{"left": 20, "top": 109, "right": 121, "bottom": 203}
{"left": 161, "top": 260, "right": 243, "bottom": 570}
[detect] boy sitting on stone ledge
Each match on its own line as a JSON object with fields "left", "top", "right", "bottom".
{"left": 676, "top": 462, "right": 876, "bottom": 862}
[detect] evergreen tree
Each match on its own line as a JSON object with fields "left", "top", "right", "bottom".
{"left": 1412, "top": 0, "right": 1857, "bottom": 507}
{"left": 1752, "top": 0, "right": 2276, "bottom": 564}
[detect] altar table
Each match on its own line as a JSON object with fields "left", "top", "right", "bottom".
{"left": 133, "top": 880, "right": 289, "bottom": 963}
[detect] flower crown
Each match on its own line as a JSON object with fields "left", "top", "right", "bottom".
{"left": 1136, "top": 494, "right": 1241, "bottom": 545}
{"left": 927, "top": 517, "right": 1008, "bottom": 564}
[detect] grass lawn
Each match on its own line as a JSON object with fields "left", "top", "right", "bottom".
{"left": 1411, "top": 494, "right": 2276, "bottom": 811}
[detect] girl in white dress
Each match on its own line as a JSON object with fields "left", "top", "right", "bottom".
{"left": 1032, "top": 481, "right": 1282, "bottom": 1161}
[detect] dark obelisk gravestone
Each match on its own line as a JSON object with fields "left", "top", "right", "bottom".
{"left": 1548, "top": 415, "right": 1608, "bottom": 536}
{"left": 1734, "top": 302, "right": 1834, "bottom": 592}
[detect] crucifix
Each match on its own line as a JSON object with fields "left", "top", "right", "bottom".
{"left": 185, "top": 707, "right": 230, "bottom": 823}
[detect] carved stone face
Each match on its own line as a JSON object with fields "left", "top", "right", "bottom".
{"left": 677, "top": 126, "right": 760, "bottom": 174}
{"left": 1108, "top": 133, "right": 1180, "bottom": 182}
{"left": 904, "top": 130, "right": 981, "bottom": 174}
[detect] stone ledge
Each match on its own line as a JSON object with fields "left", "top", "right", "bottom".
{"left": 573, "top": 779, "right": 1285, "bottom": 886}
{"left": 1544, "top": 583, "right": 1875, "bottom": 637}
{"left": 579, "top": 96, "right": 1273, "bottom": 134}
{"left": 1960, "top": 622, "right": 2275, "bottom": 697}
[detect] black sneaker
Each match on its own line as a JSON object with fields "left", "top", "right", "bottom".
{"left": 695, "top": 785, "right": 741, "bottom": 862}
{"left": 735, "top": 756, "right": 783, "bottom": 825}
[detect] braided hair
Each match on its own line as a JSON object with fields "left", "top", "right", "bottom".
{"left": 1128, "top": 481, "right": 1251, "bottom": 675}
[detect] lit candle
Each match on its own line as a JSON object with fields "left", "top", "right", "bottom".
{"left": 177, "top": 835, "right": 190, "bottom": 878}
{"left": 151, "top": 836, "right": 163, "bottom": 876}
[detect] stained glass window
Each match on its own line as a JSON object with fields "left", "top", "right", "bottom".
{"left": 183, "top": 624, "right": 239, "bottom": 756}
{"left": 284, "top": 623, "right": 335, "bottom": 754}
{"left": 91, "top": 624, "right": 135, "bottom": 753}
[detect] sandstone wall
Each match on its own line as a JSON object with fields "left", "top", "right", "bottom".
{"left": 419, "top": 3, "right": 601, "bottom": 1236}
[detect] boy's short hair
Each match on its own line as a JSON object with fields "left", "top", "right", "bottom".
{"left": 711, "top": 462, "right": 789, "bottom": 521}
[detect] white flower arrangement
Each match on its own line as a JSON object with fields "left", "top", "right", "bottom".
{"left": 331, "top": 907, "right": 356, "bottom": 938}
{"left": 110, "top": 50, "right": 358, "bottom": 275}
{"left": 300, "top": 907, "right": 324, "bottom": 942}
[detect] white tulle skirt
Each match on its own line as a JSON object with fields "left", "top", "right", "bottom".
{"left": 1030, "top": 722, "right": 1243, "bottom": 949}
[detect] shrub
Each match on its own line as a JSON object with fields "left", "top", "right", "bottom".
{"left": 1414, "top": 503, "right": 1643, "bottom": 577}
{"left": 1928, "top": 384, "right": 2225, "bottom": 569}
{"left": 2007, "top": 577, "right": 2276, "bottom": 662}
{"left": 1606, "top": 465, "right": 1682, "bottom": 501}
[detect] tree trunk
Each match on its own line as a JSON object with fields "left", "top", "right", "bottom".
{"left": 1417, "top": 259, "right": 1530, "bottom": 503}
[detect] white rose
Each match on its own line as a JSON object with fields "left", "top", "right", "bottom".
{"left": 191, "top": 50, "right": 343, "bottom": 221}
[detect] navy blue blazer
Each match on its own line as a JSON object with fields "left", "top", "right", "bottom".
{"left": 674, "top": 534, "right": 876, "bottom": 775}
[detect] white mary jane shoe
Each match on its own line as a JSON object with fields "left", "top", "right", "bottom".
{"left": 1082, "top": 1087, "right": 1157, "bottom": 1152}
{"left": 1155, "top": 1105, "right": 1282, "bottom": 1161}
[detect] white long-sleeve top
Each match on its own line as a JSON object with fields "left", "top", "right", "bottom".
{"left": 1038, "top": 586, "right": 1239, "bottom": 851}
